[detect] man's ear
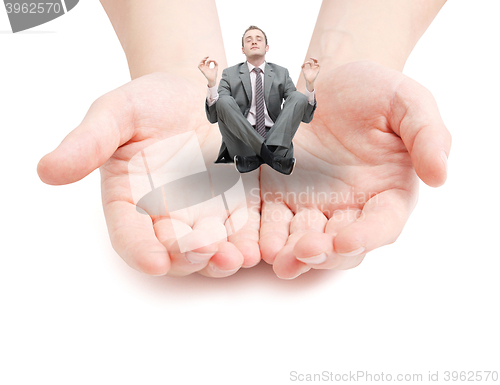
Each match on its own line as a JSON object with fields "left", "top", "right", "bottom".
{"left": 265, "top": 45, "right": 269, "bottom": 53}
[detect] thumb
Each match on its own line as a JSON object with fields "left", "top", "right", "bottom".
{"left": 390, "top": 77, "right": 452, "bottom": 187}
{"left": 37, "top": 87, "right": 135, "bottom": 185}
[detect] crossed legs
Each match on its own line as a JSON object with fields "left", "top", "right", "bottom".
{"left": 215, "top": 95, "right": 265, "bottom": 157}
{"left": 215, "top": 91, "right": 309, "bottom": 162}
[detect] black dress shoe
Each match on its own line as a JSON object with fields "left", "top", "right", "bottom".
{"left": 234, "top": 155, "right": 263, "bottom": 173}
{"left": 270, "top": 156, "right": 296, "bottom": 175}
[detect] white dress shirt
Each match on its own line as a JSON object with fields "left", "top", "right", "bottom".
{"left": 206, "top": 61, "right": 315, "bottom": 128}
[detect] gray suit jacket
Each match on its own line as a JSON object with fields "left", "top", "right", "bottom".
{"left": 206, "top": 62, "right": 316, "bottom": 162}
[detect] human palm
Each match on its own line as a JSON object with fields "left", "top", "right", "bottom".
{"left": 260, "top": 61, "right": 451, "bottom": 279}
{"left": 38, "top": 63, "right": 450, "bottom": 279}
{"left": 38, "top": 72, "right": 261, "bottom": 277}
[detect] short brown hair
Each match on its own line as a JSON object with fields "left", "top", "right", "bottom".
{"left": 242, "top": 26, "right": 268, "bottom": 47}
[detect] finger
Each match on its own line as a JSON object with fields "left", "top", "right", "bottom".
{"left": 390, "top": 77, "right": 452, "bottom": 187}
{"left": 259, "top": 201, "right": 294, "bottom": 265}
{"left": 294, "top": 209, "right": 365, "bottom": 270}
{"left": 332, "top": 188, "right": 417, "bottom": 268}
{"left": 207, "top": 61, "right": 218, "bottom": 70}
{"left": 37, "top": 87, "right": 134, "bottom": 185}
{"left": 153, "top": 218, "right": 196, "bottom": 276}
{"left": 227, "top": 172, "right": 261, "bottom": 267}
{"left": 294, "top": 232, "right": 335, "bottom": 267}
{"left": 293, "top": 187, "right": 415, "bottom": 272}
{"left": 227, "top": 204, "right": 261, "bottom": 268}
{"left": 272, "top": 208, "right": 327, "bottom": 279}
{"left": 157, "top": 217, "right": 225, "bottom": 276}
{"left": 104, "top": 200, "right": 170, "bottom": 276}
{"left": 271, "top": 231, "right": 311, "bottom": 280}
{"left": 198, "top": 242, "right": 244, "bottom": 278}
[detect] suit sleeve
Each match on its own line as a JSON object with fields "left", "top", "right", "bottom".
{"left": 283, "top": 68, "right": 297, "bottom": 101}
{"left": 302, "top": 99, "right": 317, "bottom": 124}
{"left": 217, "top": 69, "right": 231, "bottom": 97}
{"left": 282, "top": 68, "right": 317, "bottom": 124}
{"left": 205, "top": 68, "right": 231, "bottom": 124}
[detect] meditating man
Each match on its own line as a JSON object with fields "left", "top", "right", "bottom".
{"left": 199, "top": 25, "right": 320, "bottom": 175}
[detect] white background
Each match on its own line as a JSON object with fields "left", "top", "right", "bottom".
{"left": 1, "top": 1, "right": 499, "bottom": 384}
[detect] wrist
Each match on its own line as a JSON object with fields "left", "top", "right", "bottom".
{"left": 306, "top": 25, "right": 413, "bottom": 74}
{"left": 300, "top": 0, "right": 446, "bottom": 75}
{"left": 100, "top": 0, "right": 227, "bottom": 83}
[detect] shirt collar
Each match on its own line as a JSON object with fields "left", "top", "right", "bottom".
{"left": 247, "top": 61, "right": 266, "bottom": 73}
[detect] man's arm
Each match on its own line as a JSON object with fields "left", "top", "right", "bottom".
{"left": 281, "top": 67, "right": 316, "bottom": 123}
{"left": 204, "top": 67, "right": 233, "bottom": 123}
{"left": 283, "top": 68, "right": 297, "bottom": 100}
{"left": 217, "top": 69, "right": 232, "bottom": 98}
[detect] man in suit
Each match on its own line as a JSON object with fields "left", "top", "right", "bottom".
{"left": 199, "top": 26, "right": 320, "bottom": 175}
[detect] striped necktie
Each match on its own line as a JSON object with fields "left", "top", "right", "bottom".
{"left": 253, "top": 67, "right": 266, "bottom": 138}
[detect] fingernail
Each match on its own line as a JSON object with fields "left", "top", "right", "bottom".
{"left": 440, "top": 150, "right": 448, "bottom": 173}
{"left": 276, "top": 266, "right": 311, "bottom": 280}
{"left": 185, "top": 251, "right": 213, "bottom": 264}
{"left": 296, "top": 252, "right": 327, "bottom": 265}
{"left": 338, "top": 247, "right": 365, "bottom": 257}
{"left": 211, "top": 265, "right": 240, "bottom": 276}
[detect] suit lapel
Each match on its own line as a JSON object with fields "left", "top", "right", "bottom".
{"left": 239, "top": 63, "right": 252, "bottom": 104}
{"left": 264, "top": 63, "right": 274, "bottom": 105}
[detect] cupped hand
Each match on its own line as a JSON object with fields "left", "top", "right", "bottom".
{"left": 259, "top": 61, "right": 451, "bottom": 279}
{"left": 37, "top": 72, "right": 261, "bottom": 277}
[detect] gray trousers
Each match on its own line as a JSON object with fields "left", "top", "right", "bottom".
{"left": 215, "top": 91, "right": 309, "bottom": 159}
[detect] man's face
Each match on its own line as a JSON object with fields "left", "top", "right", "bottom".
{"left": 242, "top": 29, "right": 269, "bottom": 59}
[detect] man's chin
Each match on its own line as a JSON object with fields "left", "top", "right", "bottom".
{"left": 246, "top": 52, "right": 265, "bottom": 59}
